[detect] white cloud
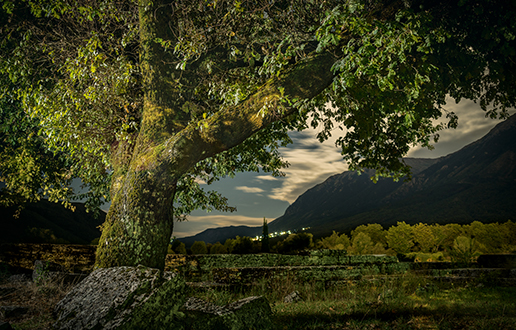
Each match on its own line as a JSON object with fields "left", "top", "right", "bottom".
{"left": 194, "top": 177, "right": 207, "bottom": 185}
{"left": 173, "top": 214, "right": 264, "bottom": 238}
{"left": 235, "top": 186, "right": 265, "bottom": 193}
{"left": 407, "top": 98, "right": 515, "bottom": 158}
{"left": 173, "top": 99, "right": 515, "bottom": 238}
{"left": 268, "top": 130, "right": 348, "bottom": 203}
{"left": 255, "top": 175, "right": 279, "bottom": 181}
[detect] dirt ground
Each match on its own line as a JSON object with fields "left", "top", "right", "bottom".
{"left": 0, "top": 274, "right": 75, "bottom": 330}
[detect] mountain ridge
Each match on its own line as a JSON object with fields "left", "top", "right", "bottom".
{"left": 180, "top": 114, "right": 516, "bottom": 245}
{"left": 0, "top": 199, "right": 105, "bottom": 244}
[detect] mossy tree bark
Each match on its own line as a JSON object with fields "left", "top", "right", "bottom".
{"left": 94, "top": 0, "right": 336, "bottom": 270}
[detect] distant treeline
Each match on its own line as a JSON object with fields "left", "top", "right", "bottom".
{"left": 170, "top": 220, "right": 516, "bottom": 263}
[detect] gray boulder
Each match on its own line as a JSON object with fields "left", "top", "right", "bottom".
{"left": 183, "top": 296, "right": 274, "bottom": 330}
{"left": 53, "top": 265, "right": 187, "bottom": 330}
{"left": 283, "top": 291, "right": 303, "bottom": 303}
{"left": 7, "top": 274, "right": 30, "bottom": 283}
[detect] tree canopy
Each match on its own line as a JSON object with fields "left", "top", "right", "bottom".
{"left": 1, "top": 0, "right": 515, "bottom": 269}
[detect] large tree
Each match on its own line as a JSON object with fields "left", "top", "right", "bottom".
{"left": 1, "top": 0, "right": 515, "bottom": 270}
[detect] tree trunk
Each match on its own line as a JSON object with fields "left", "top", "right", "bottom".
{"left": 95, "top": 0, "right": 337, "bottom": 270}
{"left": 94, "top": 0, "right": 182, "bottom": 270}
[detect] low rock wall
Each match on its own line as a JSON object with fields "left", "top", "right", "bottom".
{"left": 0, "top": 243, "right": 96, "bottom": 273}
{"left": 3, "top": 244, "right": 514, "bottom": 286}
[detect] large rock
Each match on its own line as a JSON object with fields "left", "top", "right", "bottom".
{"left": 53, "top": 265, "right": 187, "bottom": 330}
{"left": 183, "top": 296, "right": 274, "bottom": 330}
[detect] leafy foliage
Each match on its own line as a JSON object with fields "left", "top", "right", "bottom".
{"left": 449, "top": 236, "right": 482, "bottom": 263}
{"left": 191, "top": 240, "right": 208, "bottom": 255}
{"left": 2, "top": 0, "right": 515, "bottom": 233}
{"left": 386, "top": 221, "right": 415, "bottom": 254}
{"left": 318, "top": 231, "right": 350, "bottom": 250}
{"left": 275, "top": 232, "right": 314, "bottom": 253}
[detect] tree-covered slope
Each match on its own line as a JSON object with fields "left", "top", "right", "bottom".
{"left": 270, "top": 114, "right": 516, "bottom": 236}
{"left": 0, "top": 200, "right": 105, "bottom": 244}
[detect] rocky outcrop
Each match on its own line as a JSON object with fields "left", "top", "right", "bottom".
{"left": 283, "top": 291, "right": 303, "bottom": 303}
{"left": 53, "top": 265, "right": 188, "bottom": 330}
{"left": 183, "top": 296, "right": 274, "bottom": 330}
{"left": 0, "top": 243, "right": 96, "bottom": 273}
{"left": 53, "top": 265, "right": 274, "bottom": 330}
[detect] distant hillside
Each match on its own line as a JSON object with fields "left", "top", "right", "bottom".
{"left": 180, "top": 114, "right": 516, "bottom": 244}
{"left": 179, "top": 225, "right": 262, "bottom": 247}
{"left": 267, "top": 157, "right": 440, "bottom": 235}
{"left": 0, "top": 199, "right": 105, "bottom": 244}
{"left": 271, "top": 114, "right": 516, "bottom": 237}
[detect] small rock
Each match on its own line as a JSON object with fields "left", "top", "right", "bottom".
{"left": 0, "top": 306, "right": 29, "bottom": 319}
{"left": 0, "top": 321, "right": 14, "bottom": 330}
{"left": 7, "top": 274, "right": 30, "bottom": 283}
{"left": 284, "top": 290, "right": 303, "bottom": 303}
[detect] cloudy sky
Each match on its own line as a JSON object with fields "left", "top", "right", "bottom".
{"left": 172, "top": 99, "right": 515, "bottom": 238}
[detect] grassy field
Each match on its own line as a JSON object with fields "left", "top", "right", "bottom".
{"left": 193, "top": 274, "right": 516, "bottom": 330}
{"left": 2, "top": 272, "right": 515, "bottom": 329}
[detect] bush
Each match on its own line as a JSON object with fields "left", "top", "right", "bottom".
{"left": 191, "top": 241, "right": 208, "bottom": 255}
{"left": 275, "top": 233, "right": 313, "bottom": 254}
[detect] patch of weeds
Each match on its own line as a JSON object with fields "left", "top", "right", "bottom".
{"left": 190, "top": 287, "right": 235, "bottom": 306}
{"left": 1, "top": 276, "right": 75, "bottom": 330}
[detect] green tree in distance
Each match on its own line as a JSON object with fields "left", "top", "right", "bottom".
{"left": 449, "top": 236, "right": 482, "bottom": 263}
{"left": 412, "top": 223, "right": 437, "bottom": 253}
{"left": 349, "top": 232, "right": 374, "bottom": 255}
{"left": 174, "top": 242, "right": 187, "bottom": 255}
{"left": 318, "top": 231, "right": 350, "bottom": 250}
{"left": 1, "top": 0, "right": 515, "bottom": 270}
{"left": 386, "top": 221, "right": 415, "bottom": 254}
{"left": 190, "top": 241, "right": 208, "bottom": 255}
{"left": 276, "top": 232, "right": 314, "bottom": 253}
{"left": 209, "top": 242, "right": 227, "bottom": 254}
{"left": 261, "top": 217, "right": 270, "bottom": 253}
{"left": 351, "top": 224, "right": 387, "bottom": 249}
{"left": 231, "top": 236, "right": 254, "bottom": 254}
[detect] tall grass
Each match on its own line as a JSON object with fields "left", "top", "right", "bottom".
{"left": 191, "top": 272, "right": 516, "bottom": 329}
{"left": 3, "top": 269, "right": 514, "bottom": 329}
{"left": 0, "top": 275, "right": 76, "bottom": 330}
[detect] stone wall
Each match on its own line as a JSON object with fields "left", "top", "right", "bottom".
{"left": 0, "top": 243, "right": 96, "bottom": 273}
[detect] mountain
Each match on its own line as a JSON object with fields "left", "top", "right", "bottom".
{"left": 180, "top": 114, "right": 516, "bottom": 244}
{"left": 270, "top": 113, "right": 516, "bottom": 236}
{"left": 0, "top": 199, "right": 105, "bottom": 244}
{"left": 267, "top": 157, "right": 440, "bottom": 235}
{"left": 178, "top": 225, "right": 262, "bottom": 247}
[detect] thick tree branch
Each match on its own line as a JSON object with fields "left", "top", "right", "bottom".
{"left": 131, "top": 51, "right": 337, "bottom": 178}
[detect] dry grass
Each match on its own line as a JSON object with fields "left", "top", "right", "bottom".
{"left": 193, "top": 273, "right": 516, "bottom": 330}
{"left": 0, "top": 275, "right": 75, "bottom": 330}
{"left": 1, "top": 270, "right": 515, "bottom": 330}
